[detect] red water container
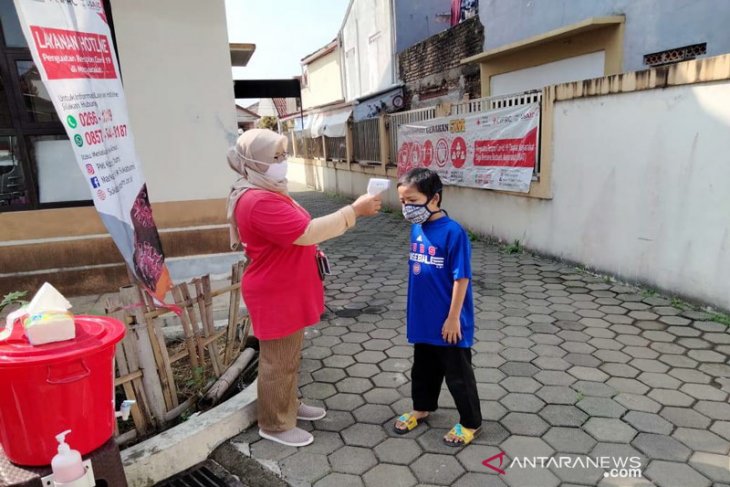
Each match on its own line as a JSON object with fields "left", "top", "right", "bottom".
{"left": 0, "top": 315, "right": 125, "bottom": 466}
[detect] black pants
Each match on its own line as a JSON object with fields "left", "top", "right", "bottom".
{"left": 412, "top": 343, "right": 482, "bottom": 429}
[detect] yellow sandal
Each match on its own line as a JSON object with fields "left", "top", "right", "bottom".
{"left": 393, "top": 413, "right": 426, "bottom": 434}
{"left": 443, "top": 424, "right": 481, "bottom": 447}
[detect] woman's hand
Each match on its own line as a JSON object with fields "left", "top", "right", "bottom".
{"left": 442, "top": 316, "right": 462, "bottom": 344}
{"left": 351, "top": 193, "right": 382, "bottom": 217}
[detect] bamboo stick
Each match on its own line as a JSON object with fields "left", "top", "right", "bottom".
{"left": 181, "top": 283, "right": 206, "bottom": 370}
{"left": 169, "top": 330, "right": 227, "bottom": 363}
{"left": 119, "top": 287, "right": 166, "bottom": 428}
{"left": 115, "top": 370, "right": 143, "bottom": 386}
{"left": 137, "top": 286, "right": 179, "bottom": 410}
{"left": 199, "top": 348, "right": 256, "bottom": 410}
{"left": 172, "top": 285, "right": 200, "bottom": 369}
{"left": 196, "top": 277, "right": 222, "bottom": 377}
{"left": 224, "top": 262, "right": 242, "bottom": 365}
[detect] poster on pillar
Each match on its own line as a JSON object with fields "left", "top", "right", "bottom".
{"left": 397, "top": 103, "right": 540, "bottom": 193}
{"left": 13, "top": 0, "right": 172, "bottom": 301}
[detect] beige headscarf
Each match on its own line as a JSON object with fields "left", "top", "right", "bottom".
{"left": 227, "top": 129, "right": 289, "bottom": 250}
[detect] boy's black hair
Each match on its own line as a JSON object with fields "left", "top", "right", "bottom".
{"left": 397, "top": 168, "right": 443, "bottom": 207}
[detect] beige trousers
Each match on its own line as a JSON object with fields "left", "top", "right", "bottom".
{"left": 257, "top": 329, "right": 304, "bottom": 431}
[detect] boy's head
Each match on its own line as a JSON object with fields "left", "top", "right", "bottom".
{"left": 397, "top": 168, "right": 443, "bottom": 212}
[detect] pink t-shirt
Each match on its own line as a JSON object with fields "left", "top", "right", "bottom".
{"left": 235, "top": 189, "right": 324, "bottom": 340}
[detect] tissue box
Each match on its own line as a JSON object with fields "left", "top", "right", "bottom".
{"left": 23, "top": 311, "right": 75, "bottom": 346}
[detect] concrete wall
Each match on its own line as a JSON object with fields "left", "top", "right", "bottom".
{"left": 111, "top": 0, "right": 237, "bottom": 203}
{"left": 394, "top": 0, "right": 451, "bottom": 53}
{"left": 301, "top": 48, "right": 344, "bottom": 109}
{"left": 287, "top": 73, "right": 730, "bottom": 311}
{"left": 479, "top": 0, "right": 730, "bottom": 73}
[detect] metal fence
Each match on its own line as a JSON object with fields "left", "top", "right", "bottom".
{"left": 352, "top": 118, "right": 380, "bottom": 164}
{"left": 325, "top": 136, "right": 347, "bottom": 161}
{"left": 387, "top": 106, "right": 437, "bottom": 164}
{"left": 451, "top": 90, "right": 542, "bottom": 115}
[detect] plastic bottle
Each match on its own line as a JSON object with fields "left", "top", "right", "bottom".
{"left": 51, "top": 430, "right": 86, "bottom": 483}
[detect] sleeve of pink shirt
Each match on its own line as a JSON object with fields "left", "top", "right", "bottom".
{"left": 243, "top": 193, "right": 311, "bottom": 247}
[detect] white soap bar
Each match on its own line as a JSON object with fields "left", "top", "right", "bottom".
{"left": 26, "top": 282, "right": 71, "bottom": 315}
{"left": 367, "top": 178, "right": 390, "bottom": 196}
{"left": 24, "top": 312, "right": 75, "bottom": 346}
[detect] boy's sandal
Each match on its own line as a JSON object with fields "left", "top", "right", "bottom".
{"left": 393, "top": 413, "right": 425, "bottom": 434}
{"left": 443, "top": 424, "right": 481, "bottom": 447}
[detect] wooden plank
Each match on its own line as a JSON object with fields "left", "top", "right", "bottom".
{"left": 138, "top": 286, "right": 178, "bottom": 410}
{"left": 115, "top": 370, "right": 143, "bottom": 386}
{"left": 172, "top": 285, "right": 200, "bottom": 369}
{"left": 169, "top": 330, "right": 227, "bottom": 363}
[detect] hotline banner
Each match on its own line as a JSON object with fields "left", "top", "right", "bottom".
{"left": 14, "top": 0, "right": 172, "bottom": 300}
{"left": 397, "top": 103, "right": 540, "bottom": 193}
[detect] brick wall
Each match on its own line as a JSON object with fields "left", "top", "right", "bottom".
{"left": 398, "top": 16, "right": 484, "bottom": 108}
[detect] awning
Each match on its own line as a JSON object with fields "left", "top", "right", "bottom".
{"left": 311, "top": 108, "right": 352, "bottom": 138}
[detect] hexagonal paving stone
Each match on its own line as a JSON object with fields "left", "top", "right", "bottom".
{"left": 249, "top": 438, "right": 298, "bottom": 461}
{"left": 532, "top": 356, "right": 571, "bottom": 370}
{"left": 302, "top": 382, "right": 337, "bottom": 400}
{"left": 306, "top": 430, "right": 345, "bottom": 455}
{"left": 501, "top": 412, "right": 550, "bottom": 435}
{"left": 673, "top": 427, "right": 729, "bottom": 454}
{"left": 280, "top": 451, "right": 331, "bottom": 483}
{"left": 536, "top": 385, "right": 579, "bottom": 405}
{"left": 613, "top": 393, "right": 662, "bottom": 413}
{"left": 624, "top": 411, "right": 673, "bottom": 434}
{"left": 577, "top": 397, "right": 626, "bottom": 418}
{"left": 571, "top": 380, "right": 618, "bottom": 398}
{"left": 341, "top": 423, "right": 387, "bottom": 448}
{"left": 312, "top": 367, "right": 347, "bottom": 383}
{"left": 378, "top": 358, "right": 411, "bottom": 373}
{"left": 323, "top": 355, "right": 356, "bottom": 368}
{"left": 313, "top": 473, "right": 364, "bottom": 487}
{"left": 411, "top": 453, "right": 464, "bottom": 485}
{"left": 584, "top": 418, "right": 637, "bottom": 443}
{"left": 680, "top": 383, "right": 728, "bottom": 401}
{"left": 315, "top": 410, "right": 356, "bottom": 432}
{"left": 386, "top": 346, "right": 413, "bottom": 358}
{"left": 336, "top": 377, "right": 375, "bottom": 394}
{"left": 329, "top": 446, "right": 378, "bottom": 475}
{"left": 632, "top": 433, "right": 692, "bottom": 461}
{"left": 563, "top": 353, "right": 602, "bottom": 367}
{"left": 363, "top": 464, "right": 417, "bottom": 487}
{"left": 453, "top": 473, "right": 508, "bottom": 487}
{"left": 373, "top": 437, "right": 422, "bottom": 465}
{"left": 353, "top": 404, "right": 394, "bottom": 424}
{"left": 660, "top": 407, "right": 711, "bottom": 429}
{"left": 501, "top": 376, "right": 541, "bottom": 393}
{"left": 535, "top": 370, "right": 577, "bottom": 386}
{"left": 548, "top": 452, "right": 604, "bottom": 485}
{"left": 606, "top": 378, "right": 650, "bottom": 395}
{"left": 500, "top": 393, "right": 546, "bottom": 413}
{"left": 325, "top": 393, "right": 366, "bottom": 412}
{"left": 475, "top": 367, "right": 507, "bottom": 384}
{"left": 543, "top": 427, "right": 597, "bottom": 454}
{"left": 354, "top": 350, "right": 387, "bottom": 364}
{"left": 645, "top": 460, "right": 711, "bottom": 487}
{"left": 499, "top": 347, "right": 538, "bottom": 362}
{"left": 363, "top": 387, "right": 401, "bottom": 405}
{"left": 539, "top": 405, "right": 589, "bottom": 427}
{"left": 647, "top": 389, "right": 694, "bottom": 407}
{"left": 474, "top": 421, "right": 510, "bottom": 446}
{"left": 417, "top": 428, "right": 463, "bottom": 454}
{"left": 568, "top": 366, "right": 610, "bottom": 382}
{"left": 694, "top": 400, "right": 730, "bottom": 420}
{"left": 689, "top": 451, "right": 730, "bottom": 483}
{"left": 710, "top": 421, "right": 730, "bottom": 441}
{"left": 498, "top": 361, "right": 539, "bottom": 377}
{"left": 455, "top": 444, "right": 504, "bottom": 473}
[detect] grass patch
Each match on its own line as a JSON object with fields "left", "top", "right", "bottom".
{"left": 504, "top": 240, "right": 523, "bottom": 255}
{"left": 642, "top": 289, "right": 657, "bottom": 298}
{"left": 710, "top": 312, "right": 730, "bottom": 327}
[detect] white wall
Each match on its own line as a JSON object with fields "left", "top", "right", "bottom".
{"left": 301, "top": 49, "right": 344, "bottom": 110}
{"left": 289, "top": 81, "right": 730, "bottom": 310}
{"left": 341, "top": 0, "right": 395, "bottom": 101}
{"left": 490, "top": 51, "right": 606, "bottom": 96}
{"left": 111, "top": 0, "right": 237, "bottom": 203}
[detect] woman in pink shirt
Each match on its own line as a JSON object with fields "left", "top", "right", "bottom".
{"left": 227, "top": 129, "right": 381, "bottom": 447}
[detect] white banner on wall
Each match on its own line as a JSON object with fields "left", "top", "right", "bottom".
{"left": 14, "top": 0, "right": 172, "bottom": 299}
{"left": 397, "top": 103, "right": 540, "bottom": 193}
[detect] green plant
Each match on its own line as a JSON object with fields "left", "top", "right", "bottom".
{"left": 467, "top": 230, "right": 480, "bottom": 242}
{"left": 576, "top": 391, "right": 585, "bottom": 402}
{"left": 642, "top": 289, "right": 657, "bottom": 298}
{"left": 671, "top": 297, "right": 689, "bottom": 311}
{"left": 257, "top": 115, "right": 278, "bottom": 131}
{"left": 710, "top": 312, "right": 730, "bottom": 327}
{"left": 381, "top": 206, "right": 393, "bottom": 214}
{"left": 504, "top": 240, "right": 522, "bottom": 255}
{"left": 0, "top": 291, "right": 27, "bottom": 313}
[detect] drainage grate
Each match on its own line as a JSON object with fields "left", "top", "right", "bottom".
{"left": 155, "top": 461, "right": 237, "bottom": 487}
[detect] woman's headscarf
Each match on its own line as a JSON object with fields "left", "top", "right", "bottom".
{"left": 226, "top": 128, "right": 289, "bottom": 250}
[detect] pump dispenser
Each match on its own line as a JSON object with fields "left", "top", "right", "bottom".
{"left": 51, "top": 430, "right": 85, "bottom": 483}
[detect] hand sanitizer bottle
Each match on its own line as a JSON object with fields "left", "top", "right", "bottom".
{"left": 51, "top": 430, "right": 85, "bottom": 484}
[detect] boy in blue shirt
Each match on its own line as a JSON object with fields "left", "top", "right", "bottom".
{"left": 393, "top": 168, "right": 482, "bottom": 447}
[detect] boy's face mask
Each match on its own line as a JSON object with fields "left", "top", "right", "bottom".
{"left": 402, "top": 196, "right": 438, "bottom": 224}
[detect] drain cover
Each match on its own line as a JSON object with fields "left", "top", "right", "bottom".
{"left": 155, "top": 460, "right": 238, "bottom": 486}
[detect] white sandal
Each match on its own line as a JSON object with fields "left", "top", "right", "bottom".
{"left": 259, "top": 427, "right": 313, "bottom": 447}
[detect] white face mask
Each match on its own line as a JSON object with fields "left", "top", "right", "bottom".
{"left": 266, "top": 160, "right": 288, "bottom": 181}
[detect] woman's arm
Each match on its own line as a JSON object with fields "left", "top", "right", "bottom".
{"left": 293, "top": 193, "right": 382, "bottom": 246}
